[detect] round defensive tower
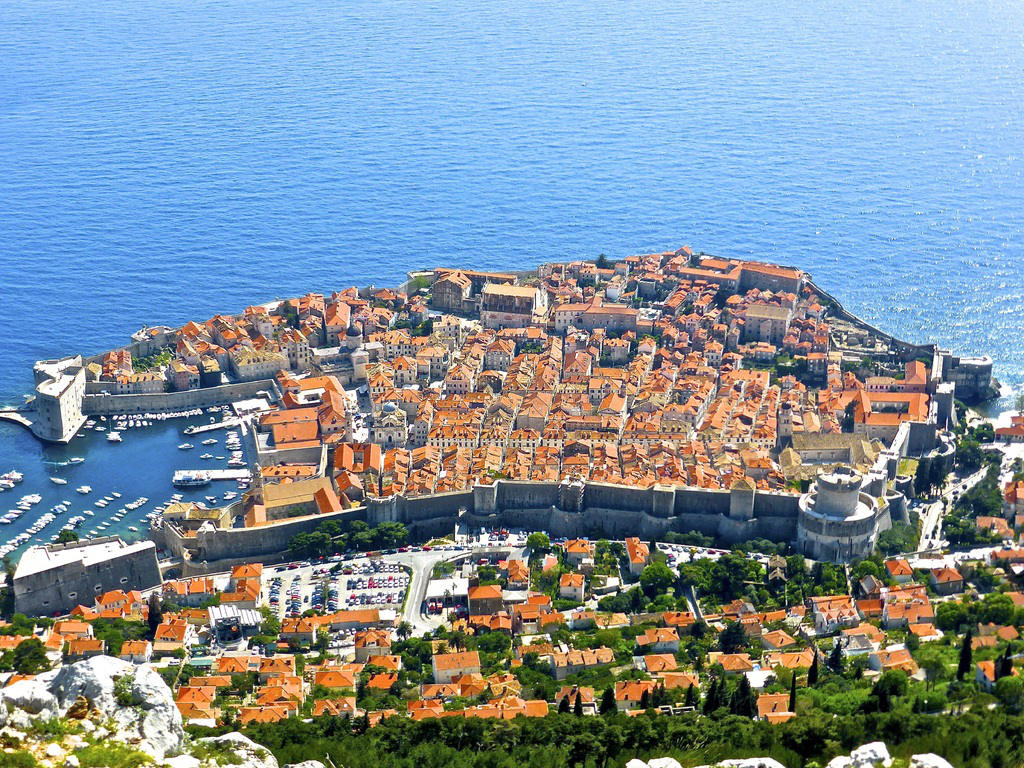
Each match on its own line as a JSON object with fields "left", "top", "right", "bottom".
{"left": 797, "top": 466, "right": 883, "bottom": 562}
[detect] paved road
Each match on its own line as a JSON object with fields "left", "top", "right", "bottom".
{"left": 917, "top": 466, "right": 988, "bottom": 550}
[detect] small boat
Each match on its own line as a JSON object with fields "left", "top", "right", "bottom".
{"left": 107, "top": 432, "right": 122, "bottom": 443}
{"left": 50, "top": 477, "right": 68, "bottom": 485}
{"left": 128, "top": 526, "right": 138, "bottom": 532}
{"left": 112, "top": 492, "right": 122, "bottom": 498}
{"left": 202, "top": 438, "right": 217, "bottom": 445}
{"left": 178, "top": 443, "right": 194, "bottom": 450}
{"left": 68, "top": 457, "right": 85, "bottom": 464}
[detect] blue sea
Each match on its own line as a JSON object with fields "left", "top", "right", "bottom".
{"left": 1, "top": 0, "right": 1022, "bottom": 554}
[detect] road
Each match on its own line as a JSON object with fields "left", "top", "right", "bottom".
{"left": 917, "top": 466, "right": 988, "bottom": 551}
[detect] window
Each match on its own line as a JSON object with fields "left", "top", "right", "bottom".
{"left": 120, "top": 577, "right": 129, "bottom": 584}
{"left": 68, "top": 592, "right": 77, "bottom": 600}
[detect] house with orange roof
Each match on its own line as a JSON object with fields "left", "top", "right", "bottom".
{"left": 432, "top": 651, "right": 481, "bottom": 685}
{"left": 505, "top": 559, "right": 530, "bottom": 590}
{"left": 313, "top": 697, "right": 358, "bottom": 717}
{"left": 929, "top": 567, "right": 964, "bottom": 595}
{"left": 118, "top": 640, "right": 152, "bottom": 665}
{"left": 641, "top": 654, "right": 678, "bottom": 674}
{"left": 354, "top": 629, "right": 392, "bottom": 662}
{"left": 763, "top": 648, "right": 816, "bottom": 672}
{"left": 467, "top": 584, "right": 504, "bottom": 616}
{"left": 314, "top": 666, "right": 357, "bottom": 690}
{"left": 559, "top": 573, "right": 585, "bottom": 602}
{"left": 757, "top": 692, "right": 795, "bottom": 723}
{"left": 239, "top": 705, "right": 292, "bottom": 725}
{"left": 614, "top": 679, "right": 657, "bottom": 712}
{"left": 469, "top": 613, "right": 513, "bottom": 635}
{"left": 869, "top": 646, "right": 919, "bottom": 676}
{"left": 636, "top": 627, "right": 680, "bottom": 654}
{"left": 65, "top": 638, "right": 105, "bottom": 662}
{"left": 550, "top": 647, "right": 615, "bottom": 680}
{"left": 625, "top": 537, "right": 651, "bottom": 575}
{"left": 709, "top": 651, "right": 755, "bottom": 677}
{"left": 761, "top": 630, "right": 797, "bottom": 650}
{"left": 563, "top": 539, "right": 595, "bottom": 567}
{"left": 976, "top": 659, "right": 1018, "bottom": 692}
{"left": 258, "top": 655, "right": 296, "bottom": 682}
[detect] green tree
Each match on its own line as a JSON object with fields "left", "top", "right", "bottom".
{"left": 56, "top": 529, "right": 79, "bottom": 544}
{"left": 639, "top": 561, "right": 675, "bottom": 598}
{"left": 573, "top": 691, "right": 584, "bottom": 716}
{"left": 788, "top": 672, "right": 797, "bottom": 712}
{"left": 995, "top": 676, "right": 1024, "bottom": 714}
{"left": 915, "top": 457, "right": 932, "bottom": 496}
{"left": 828, "top": 641, "right": 843, "bottom": 675}
{"left": 7, "top": 637, "right": 50, "bottom": 674}
{"left": 957, "top": 630, "right": 973, "bottom": 681}
{"left": 599, "top": 686, "right": 616, "bottom": 715}
{"left": 807, "top": 652, "right": 819, "bottom": 686}
{"left": 558, "top": 695, "right": 571, "bottom": 714}
{"left": 732, "top": 675, "right": 756, "bottom": 717}
{"left": 685, "top": 683, "right": 698, "bottom": 708}
{"left": 527, "top": 532, "right": 551, "bottom": 555}
{"left": 147, "top": 593, "right": 163, "bottom": 638}
{"left": 718, "top": 621, "right": 748, "bottom": 654}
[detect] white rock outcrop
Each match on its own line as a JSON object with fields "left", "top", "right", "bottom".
{"left": 196, "top": 732, "right": 279, "bottom": 768}
{"left": 284, "top": 762, "right": 327, "bottom": 768}
{"left": 909, "top": 756, "right": 955, "bottom": 768}
{"left": 0, "top": 676, "right": 60, "bottom": 721}
{"left": 42, "top": 655, "right": 183, "bottom": 760}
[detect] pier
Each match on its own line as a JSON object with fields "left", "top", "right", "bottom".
{"left": 0, "top": 409, "right": 34, "bottom": 431}
{"left": 172, "top": 469, "right": 250, "bottom": 485}
{"left": 183, "top": 418, "right": 241, "bottom": 435}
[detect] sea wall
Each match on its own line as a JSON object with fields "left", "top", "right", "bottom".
{"left": 807, "top": 279, "right": 934, "bottom": 361}
{"left": 82, "top": 380, "right": 279, "bottom": 415}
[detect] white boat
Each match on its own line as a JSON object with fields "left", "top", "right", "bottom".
{"left": 202, "top": 438, "right": 217, "bottom": 445}
{"left": 1, "top": 471, "right": 23, "bottom": 484}
{"left": 50, "top": 477, "right": 67, "bottom": 485}
{"left": 68, "top": 457, "right": 85, "bottom": 464}
{"left": 77, "top": 485, "right": 91, "bottom": 493}
{"left": 178, "top": 443, "right": 194, "bottom": 450}
{"left": 112, "top": 491, "right": 122, "bottom": 498}
{"left": 128, "top": 526, "right": 138, "bottom": 532}
{"left": 107, "top": 431, "right": 122, "bottom": 443}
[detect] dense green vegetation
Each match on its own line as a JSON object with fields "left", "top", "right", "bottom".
{"left": 189, "top": 710, "right": 1024, "bottom": 768}
{"left": 287, "top": 520, "right": 409, "bottom": 559}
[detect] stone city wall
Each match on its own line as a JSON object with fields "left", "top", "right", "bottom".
{"left": 161, "top": 479, "right": 806, "bottom": 568}
{"left": 82, "top": 379, "right": 279, "bottom": 415}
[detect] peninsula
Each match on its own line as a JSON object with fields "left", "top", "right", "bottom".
{"left": 2, "top": 249, "right": 1021, "bottom": 768}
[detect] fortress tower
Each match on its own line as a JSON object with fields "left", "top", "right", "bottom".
{"left": 796, "top": 467, "right": 885, "bottom": 562}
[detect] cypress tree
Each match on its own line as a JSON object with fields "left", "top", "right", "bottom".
{"left": 574, "top": 692, "right": 584, "bottom": 716}
{"left": 828, "top": 640, "right": 843, "bottom": 674}
{"left": 703, "top": 678, "right": 719, "bottom": 714}
{"left": 788, "top": 672, "right": 797, "bottom": 712}
{"left": 559, "top": 695, "right": 571, "bottom": 713}
{"left": 733, "top": 675, "right": 755, "bottom": 717}
{"left": 684, "top": 683, "right": 697, "bottom": 708}
{"left": 808, "top": 652, "right": 819, "bottom": 686}
{"left": 600, "top": 686, "right": 616, "bottom": 715}
{"left": 957, "top": 630, "right": 973, "bottom": 681}
{"left": 639, "top": 689, "right": 650, "bottom": 710}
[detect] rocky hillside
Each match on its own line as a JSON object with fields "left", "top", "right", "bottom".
{"left": 0, "top": 655, "right": 317, "bottom": 768}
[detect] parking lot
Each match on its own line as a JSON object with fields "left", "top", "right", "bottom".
{"left": 265, "top": 556, "right": 409, "bottom": 622}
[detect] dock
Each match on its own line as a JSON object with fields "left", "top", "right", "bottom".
{"left": 172, "top": 468, "right": 251, "bottom": 485}
{"left": 183, "top": 418, "right": 241, "bottom": 435}
{"left": 0, "top": 408, "right": 34, "bottom": 432}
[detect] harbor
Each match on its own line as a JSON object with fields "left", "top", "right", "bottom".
{"left": 0, "top": 404, "right": 253, "bottom": 563}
